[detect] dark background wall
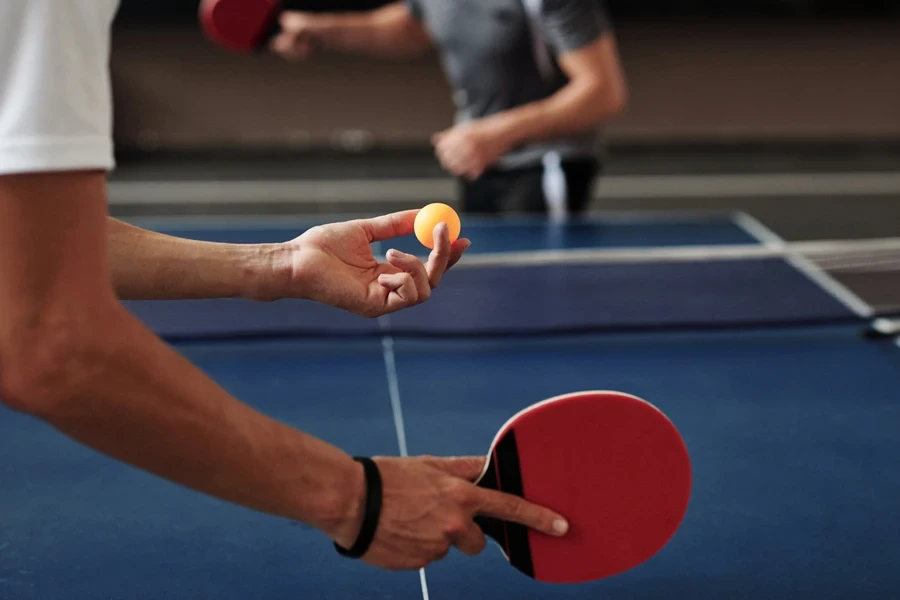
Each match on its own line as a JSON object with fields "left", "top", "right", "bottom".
{"left": 114, "top": 0, "right": 900, "bottom": 22}
{"left": 109, "top": 1, "right": 900, "bottom": 154}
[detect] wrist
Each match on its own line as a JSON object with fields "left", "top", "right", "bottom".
{"left": 480, "top": 114, "right": 521, "bottom": 152}
{"left": 316, "top": 455, "right": 367, "bottom": 548}
{"left": 305, "top": 14, "right": 351, "bottom": 50}
{"left": 242, "top": 243, "right": 294, "bottom": 302}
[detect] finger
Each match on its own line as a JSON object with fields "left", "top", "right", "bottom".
{"left": 451, "top": 154, "right": 477, "bottom": 179}
{"left": 385, "top": 249, "right": 431, "bottom": 301}
{"left": 378, "top": 272, "right": 418, "bottom": 311}
{"left": 434, "top": 144, "right": 452, "bottom": 168}
{"left": 269, "top": 32, "right": 295, "bottom": 55}
{"left": 424, "top": 222, "right": 452, "bottom": 288}
{"left": 473, "top": 488, "right": 569, "bottom": 538}
{"left": 467, "top": 161, "right": 486, "bottom": 181}
{"left": 439, "top": 157, "right": 464, "bottom": 178}
{"left": 269, "top": 33, "right": 315, "bottom": 60}
{"left": 294, "top": 36, "right": 318, "bottom": 57}
{"left": 437, "top": 150, "right": 469, "bottom": 179}
{"left": 431, "top": 546, "right": 451, "bottom": 563}
{"left": 452, "top": 521, "right": 488, "bottom": 557}
{"left": 359, "top": 210, "right": 418, "bottom": 242}
{"left": 420, "top": 456, "right": 487, "bottom": 481}
{"left": 433, "top": 142, "right": 459, "bottom": 167}
{"left": 447, "top": 238, "right": 472, "bottom": 269}
{"left": 279, "top": 11, "right": 308, "bottom": 32}
{"left": 440, "top": 153, "right": 468, "bottom": 178}
{"left": 459, "top": 156, "right": 484, "bottom": 181}
{"left": 431, "top": 130, "right": 448, "bottom": 146}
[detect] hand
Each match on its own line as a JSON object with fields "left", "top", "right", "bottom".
{"left": 432, "top": 121, "right": 511, "bottom": 181}
{"left": 330, "top": 456, "right": 569, "bottom": 570}
{"left": 277, "top": 211, "right": 471, "bottom": 318}
{"left": 269, "top": 12, "right": 323, "bottom": 60}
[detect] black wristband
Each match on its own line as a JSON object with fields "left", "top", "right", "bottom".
{"left": 333, "top": 456, "right": 382, "bottom": 559}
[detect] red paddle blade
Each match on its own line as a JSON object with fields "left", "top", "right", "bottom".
{"left": 476, "top": 391, "right": 691, "bottom": 584}
{"left": 199, "top": 0, "right": 281, "bottom": 53}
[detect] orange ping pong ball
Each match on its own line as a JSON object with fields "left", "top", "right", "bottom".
{"left": 414, "top": 203, "right": 461, "bottom": 249}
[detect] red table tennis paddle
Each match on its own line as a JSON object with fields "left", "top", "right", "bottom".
{"left": 199, "top": 0, "right": 304, "bottom": 53}
{"left": 473, "top": 390, "right": 691, "bottom": 584}
{"left": 198, "top": 0, "right": 281, "bottom": 53}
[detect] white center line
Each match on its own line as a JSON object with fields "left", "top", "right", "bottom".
{"left": 373, "top": 268, "right": 430, "bottom": 600}
{"left": 379, "top": 332, "right": 409, "bottom": 459}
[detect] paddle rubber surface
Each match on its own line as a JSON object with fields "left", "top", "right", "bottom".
{"left": 199, "top": 0, "right": 282, "bottom": 52}
{"left": 474, "top": 391, "right": 692, "bottom": 583}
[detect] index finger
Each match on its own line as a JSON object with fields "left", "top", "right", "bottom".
{"left": 472, "top": 487, "right": 569, "bottom": 538}
{"left": 359, "top": 210, "right": 418, "bottom": 243}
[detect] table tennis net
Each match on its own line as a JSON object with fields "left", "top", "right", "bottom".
{"left": 126, "top": 237, "right": 900, "bottom": 342}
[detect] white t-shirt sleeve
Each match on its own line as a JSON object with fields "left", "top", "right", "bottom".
{"left": 0, "top": 0, "right": 120, "bottom": 176}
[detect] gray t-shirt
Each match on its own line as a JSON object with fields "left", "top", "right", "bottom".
{"left": 406, "top": 0, "right": 612, "bottom": 169}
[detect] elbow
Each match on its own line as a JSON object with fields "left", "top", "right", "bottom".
{"left": 608, "top": 79, "right": 629, "bottom": 116}
{"left": 0, "top": 319, "right": 101, "bottom": 419}
{"left": 594, "top": 78, "right": 628, "bottom": 122}
{"left": 577, "top": 74, "right": 628, "bottom": 127}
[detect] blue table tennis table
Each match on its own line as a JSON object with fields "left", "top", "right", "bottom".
{"left": 2, "top": 212, "right": 899, "bottom": 600}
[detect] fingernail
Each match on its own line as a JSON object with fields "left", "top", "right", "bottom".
{"left": 553, "top": 519, "right": 569, "bottom": 535}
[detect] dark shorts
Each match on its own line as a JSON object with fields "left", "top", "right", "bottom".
{"left": 459, "top": 156, "right": 601, "bottom": 216}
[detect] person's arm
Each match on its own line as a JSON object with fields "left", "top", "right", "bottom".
{"left": 108, "top": 217, "right": 283, "bottom": 300}
{"left": 0, "top": 172, "right": 365, "bottom": 540}
{"left": 432, "top": 1, "right": 627, "bottom": 180}
{"left": 107, "top": 213, "right": 471, "bottom": 310}
{"left": 270, "top": 2, "right": 432, "bottom": 60}
{"left": 480, "top": 33, "right": 627, "bottom": 149}
{"left": 0, "top": 0, "right": 565, "bottom": 572}
{"left": 0, "top": 172, "right": 567, "bottom": 569}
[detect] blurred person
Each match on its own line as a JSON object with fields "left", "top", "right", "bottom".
{"left": 0, "top": 0, "right": 569, "bottom": 574}
{"left": 271, "top": 0, "right": 628, "bottom": 218}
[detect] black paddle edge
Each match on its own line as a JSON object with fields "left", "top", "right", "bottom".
{"left": 475, "top": 430, "right": 535, "bottom": 579}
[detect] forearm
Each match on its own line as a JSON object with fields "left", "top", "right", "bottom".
{"left": 304, "top": 4, "right": 431, "bottom": 58}
{"left": 11, "top": 303, "right": 363, "bottom": 541}
{"left": 485, "top": 77, "right": 623, "bottom": 150}
{"left": 108, "top": 218, "right": 286, "bottom": 301}
{"left": 1, "top": 172, "right": 363, "bottom": 547}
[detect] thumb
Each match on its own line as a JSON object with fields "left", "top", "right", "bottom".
{"left": 431, "top": 130, "right": 447, "bottom": 146}
{"left": 421, "top": 456, "right": 487, "bottom": 481}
